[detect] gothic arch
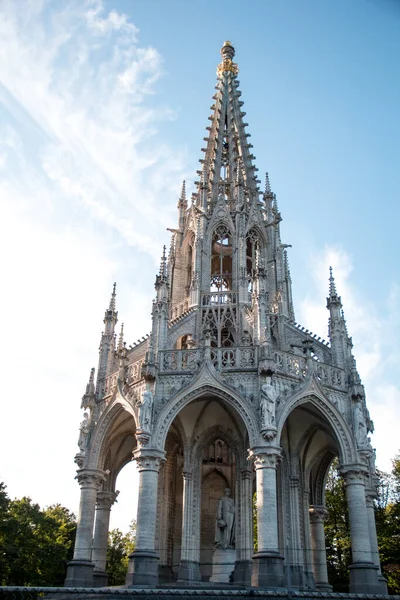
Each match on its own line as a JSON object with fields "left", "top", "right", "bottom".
{"left": 87, "top": 395, "right": 137, "bottom": 470}
{"left": 153, "top": 382, "right": 259, "bottom": 451}
{"left": 277, "top": 391, "right": 356, "bottom": 465}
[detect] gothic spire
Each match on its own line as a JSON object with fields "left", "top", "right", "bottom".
{"left": 109, "top": 282, "right": 116, "bottom": 312}
{"left": 327, "top": 266, "right": 342, "bottom": 308}
{"left": 196, "top": 41, "right": 260, "bottom": 211}
{"left": 177, "top": 180, "right": 187, "bottom": 209}
{"left": 117, "top": 322, "right": 124, "bottom": 352}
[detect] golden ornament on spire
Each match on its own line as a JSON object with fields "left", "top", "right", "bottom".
{"left": 217, "top": 40, "right": 239, "bottom": 76}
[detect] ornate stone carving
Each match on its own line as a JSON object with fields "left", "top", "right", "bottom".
{"left": 137, "top": 384, "right": 153, "bottom": 433}
{"left": 76, "top": 468, "right": 106, "bottom": 489}
{"left": 309, "top": 505, "right": 327, "bottom": 523}
{"left": 77, "top": 412, "right": 90, "bottom": 453}
{"left": 96, "top": 490, "right": 119, "bottom": 509}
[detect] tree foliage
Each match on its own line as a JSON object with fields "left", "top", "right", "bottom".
{"left": 106, "top": 521, "right": 136, "bottom": 585}
{"left": 0, "top": 483, "right": 76, "bottom": 586}
{"left": 324, "top": 459, "right": 351, "bottom": 592}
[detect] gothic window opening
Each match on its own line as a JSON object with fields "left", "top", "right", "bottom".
{"left": 211, "top": 225, "right": 232, "bottom": 293}
{"left": 186, "top": 234, "right": 195, "bottom": 292}
{"left": 246, "top": 229, "right": 260, "bottom": 293}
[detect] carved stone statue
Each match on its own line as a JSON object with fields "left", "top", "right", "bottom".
{"left": 354, "top": 400, "right": 368, "bottom": 447}
{"left": 260, "top": 375, "right": 278, "bottom": 427}
{"left": 137, "top": 384, "right": 153, "bottom": 432}
{"left": 78, "top": 412, "right": 90, "bottom": 452}
{"left": 215, "top": 488, "right": 235, "bottom": 549}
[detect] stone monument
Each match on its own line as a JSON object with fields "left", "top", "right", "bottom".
{"left": 210, "top": 488, "right": 236, "bottom": 583}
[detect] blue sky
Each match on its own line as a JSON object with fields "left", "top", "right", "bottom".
{"left": 0, "top": 0, "right": 399, "bottom": 532}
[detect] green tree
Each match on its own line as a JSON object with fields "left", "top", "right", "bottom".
{"left": 376, "top": 456, "right": 400, "bottom": 593}
{"left": 324, "top": 459, "right": 351, "bottom": 592}
{"left": 106, "top": 521, "right": 136, "bottom": 585}
{"left": 0, "top": 484, "right": 76, "bottom": 586}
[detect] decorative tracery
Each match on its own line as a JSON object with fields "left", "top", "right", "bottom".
{"left": 211, "top": 225, "right": 232, "bottom": 292}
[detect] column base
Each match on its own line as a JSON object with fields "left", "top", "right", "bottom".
{"left": 315, "top": 581, "right": 333, "bottom": 592}
{"left": 64, "top": 559, "right": 94, "bottom": 587}
{"left": 304, "top": 569, "right": 316, "bottom": 590}
{"left": 159, "top": 564, "right": 174, "bottom": 584}
{"left": 349, "top": 562, "right": 383, "bottom": 593}
{"left": 286, "top": 564, "right": 308, "bottom": 590}
{"left": 93, "top": 568, "right": 109, "bottom": 587}
{"left": 378, "top": 574, "right": 389, "bottom": 594}
{"left": 251, "top": 551, "right": 284, "bottom": 588}
{"left": 126, "top": 550, "right": 159, "bottom": 587}
{"left": 177, "top": 559, "right": 201, "bottom": 582}
{"left": 233, "top": 560, "right": 252, "bottom": 586}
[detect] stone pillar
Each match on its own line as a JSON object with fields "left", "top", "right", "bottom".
{"left": 178, "top": 470, "right": 201, "bottom": 581}
{"left": 92, "top": 491, "right": 118, "bottom": 587}
{"left": 309, "top": 505, "right": 331, "bottom": 591}
{"left": 365, "top": 487, "right": 388, "bottom": 594}
{"left": 289, "top": 475, "right": 306, "bottom": 589}
{"left": 126, "top": 450, "right": 165, "bottom": 587}
{"left": 65, "top": 468, "right": 106, "bottom": 587}
{"left": 302, "top": 488, "right": 315, "bottom": 590}
{"left": 340, "top": 466, "right": 381, "bottom": 593}
{"left": 250, "top": 447, "right": 284, "bottom": 588}
{"left": 233, "top": 467, "right": 252, "bottom": 585}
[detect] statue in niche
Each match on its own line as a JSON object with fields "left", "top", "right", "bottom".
{"left": 137, "top": 384, "right": 153, "bottom": 432}
{"left": 353, "top": 400, "right": 368, "bottom": 447}
{"left": 77, "top": 412, "right": 90, "bottom": 452}
{"left": 215, "top": 488, "right": 235, "bottom": 549}
{"left": 260, "top": 375, "right": 278, "bottom": 427}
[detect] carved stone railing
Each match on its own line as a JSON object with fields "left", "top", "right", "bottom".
{"left": 202, "top": 291, "right": 237, "bottom": 306}
{"left": 159, "top": 346, "right": 257, "bottom": 374}
{"left": 273, "top": 350, "right": 346, "bottom": 390}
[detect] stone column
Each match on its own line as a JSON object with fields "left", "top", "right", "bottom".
{"left": 92, "top": 491, "right": 118, "bottom": 587}
{"left": 309, "top": 505, "right": 331, "bottom": 591}
{"left": 340, "top": 466, "right": 381, "bottom": 593}
{"left": 65, "top": 468, "right": 106, "bottom": 587}
{"left": 178, "top": 470, "right": 201, "bottom": 581}
{"left": 250, "top": 447, "right": 284, "bottom": 588}
{"left": 365, "top": 487, "right": 388, "bottom": 594}
{"left": 126, "top": 450, "right": 165, "bottom": 587}
{"left": 289, "top": 475, "right": 306, "bottom": 589}
{"left": 233, "top": 467, "right": 252, "bottom": 585}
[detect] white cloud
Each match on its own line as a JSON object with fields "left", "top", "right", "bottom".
{"left": 0, "top": 0, "right": 185, "bottom": 527}
{"left": 298, "top": 245, "right": 400, "bottom": 472}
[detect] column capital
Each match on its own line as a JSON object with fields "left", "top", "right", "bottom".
{"left": 96, "top": 490, "right": 119, "bottom": 509}
{"left": 75, "top": 468, "right": 107, "bottom": 489}
{"left": 182, "top": 470, "right": 192, "bottom": 481}
{"left": 365, "top": 487, "right": 378, "bottom": 507}
{"left": 309, "top": 504, "right": 328, "bottom": 523}
{"left": 249, "top": 446, "right": 282, "bottom": 469}
{"left": 339, "top": 463, "right": 368, "bottom": 485}
{"left": 133, "top": 448, "right": 166, "bottom": 472}
{"left": 290, "top": 475, "right": 300, "bottom": 488}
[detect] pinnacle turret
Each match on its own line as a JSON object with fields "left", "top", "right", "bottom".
{"left": 327, "top": 266, "right": 342, "bottom": 309}
{"left": 117, "top": 322, "right": 124, "bottom": 352}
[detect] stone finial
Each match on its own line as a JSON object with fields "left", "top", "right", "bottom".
{"left": 329, "top": 266, "right": 337, "bottom": 296}
{"left": 117, "top": 322, "right": 124, "bottom": 352}
{"left": 221, "top": 40, "right": 235, "bottom": 60}
{"left": 265, "top": 172, "right": 271, "bottom": 195}
{"left": 109, "top": 282, "right": 116, "bottom": 312}
{"left": 178, "top": 180, "right": 187, "bottom": 208}
{"left": 217, "top": 40, "right": 239, "bottom": 76}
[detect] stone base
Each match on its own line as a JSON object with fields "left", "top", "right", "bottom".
{"left": 285, "top": 564, "right": 308, "bottom": 590}
{"left": 159, "top": 564, "right": 175, "bottom": 584}
{"left": 210, "top": 548, "right": 236, "bottom": 583}
{"left": 64, "top": 559, "right": 94, "bottom": 587}
{"left": 93, "top": 568, "right": 108, "bottom": 587}
{"left": 378, "top": 574, "right": 389, "bottom": 595}
{"left": 126, "top": 550, "right": 159, "bottom": 587}
{"left": 177, "top": 560, "right": 202, "bottom": 582}
{"left": 233, "top": 559, "right": 252, "bottom": 586}
{"left": 316, "top": 581, "right": 333, "bottom": 592}
{"left": 349, "top": 562, "right": 383, "bottom": 594}
{"left": 251, "top": 551, "right": 284, "bottom": 588}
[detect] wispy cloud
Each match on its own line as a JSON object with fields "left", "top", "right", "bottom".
{"left": 298, "top": 245, "right": 400, "bottom": 471}
{"left": 0, "top": 0, "right": 185, "bottom": 520}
